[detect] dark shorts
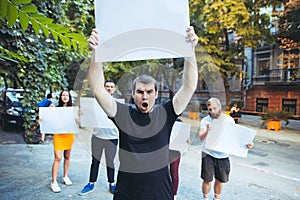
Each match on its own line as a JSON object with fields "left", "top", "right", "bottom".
{"left": 201, "top": 153, "right": 230, "bottom": 183}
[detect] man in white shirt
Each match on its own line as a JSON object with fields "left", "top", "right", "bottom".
{"left": 79, "top": 80, "right": 119, "bottom": 195}
{"left": 199, "top": 98, "right": 253, "bottom": 200}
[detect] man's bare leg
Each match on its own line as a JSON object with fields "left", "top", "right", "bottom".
{"left": 202, "top": 181, "right": 211, "bottom": 199}
{"left": 213, "top": 179, "right": 223, "bottom": 200}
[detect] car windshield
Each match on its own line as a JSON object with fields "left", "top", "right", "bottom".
{"left": 6, "top": 91, "right": 23, "bottom": 103}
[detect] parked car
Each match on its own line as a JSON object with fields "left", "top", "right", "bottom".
{"left": 0, "top": 88, "right": 28, "bottom": 130}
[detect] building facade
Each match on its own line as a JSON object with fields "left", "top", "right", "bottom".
{"left": 242, "top": 43, "right": 300, "bottom": 117}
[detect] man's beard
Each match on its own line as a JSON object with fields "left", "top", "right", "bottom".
{"left": 209, "top": 111, "right": 221, "bottom": 119}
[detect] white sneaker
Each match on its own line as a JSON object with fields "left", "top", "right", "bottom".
{"left": 51, "top": 182, "right": 61, "bottom": 193}
{"left": 62, "top": 176, "right": 72, "bottom": 185}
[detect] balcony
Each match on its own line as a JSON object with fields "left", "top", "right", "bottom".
{"left": 265, "top": 68, "right": 300, "bottom": 86}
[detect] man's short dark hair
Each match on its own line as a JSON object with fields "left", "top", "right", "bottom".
{"left": 105, "top": 80, "right": 116, "bottom": 84}
{"left": 132, "top": 75, "right": 158, "bottom": 91}
{"left": 46, "top": 93, "right": 52, "bottom": 99}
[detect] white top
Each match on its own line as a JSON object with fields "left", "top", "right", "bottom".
{"left": 93, "top": 127, "right": 119, "bottom": 140}
{"left": 200, "top": 114, "right": 235, "bottom": 158}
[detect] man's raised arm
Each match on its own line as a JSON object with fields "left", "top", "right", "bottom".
{"left": 88, "top": 29, "right": 117, "bottom": 117}
{"left": 173, "top": 26, "right": 198, "bottom": 115}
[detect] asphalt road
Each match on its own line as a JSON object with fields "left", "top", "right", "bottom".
{"left": 0, "top": 115, "right": 300, "bottom": 200}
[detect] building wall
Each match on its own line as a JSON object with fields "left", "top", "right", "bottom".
{"left": 244, "top": 85, "right": 300, "bottom": 115}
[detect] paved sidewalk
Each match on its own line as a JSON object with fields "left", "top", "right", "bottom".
{"left": 0, "top": 114, "right": 299, "bottom": 200}
{"left": 0, "top": 127, "right": 116, "bottom": 200}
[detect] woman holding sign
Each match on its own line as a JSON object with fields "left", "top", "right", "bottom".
{"left": 50, "top": 90, "right": 75, "bottom": 193}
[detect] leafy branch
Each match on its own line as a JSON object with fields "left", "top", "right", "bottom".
{"left": 260, "top": 110, "right": 292, "bottom": 128}
{"left": 0, "top": 0, "right": 88, "bottom": 53}
{"left": 0, "top": 44, "right": 30, "bottom": 62}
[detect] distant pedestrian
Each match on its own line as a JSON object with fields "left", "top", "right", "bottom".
{"left": 230, "top": 103, "right": 241, "bottom": 120}
{"left": 38, "top": 93, "right": 53, "bottom": 107}
{"left": 37, "top": 93, "right": 54, "bottom": 143}
{"left": 199, "top": 98, "right": 253, "bottom": 200}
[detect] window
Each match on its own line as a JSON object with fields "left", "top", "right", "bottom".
{"left": 256, "top": 98, "right": 268, "bottom": 112}
{"left": 257, "top": 53, "right": 270, "bottom": 76}
{"left": 283, "top": 49, "right": 300, "bottom": 81}
{"left": 283, "top": 49, "right": 300, "bottom": 69}
{"left": 282, "top": 99, "right": 296, "bottom": 115}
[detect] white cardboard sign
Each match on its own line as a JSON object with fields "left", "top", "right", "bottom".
{"left": 94, "top": 0, "right": 192, "bottom": 62}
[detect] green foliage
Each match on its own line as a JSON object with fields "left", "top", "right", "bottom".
{"left": 189, "top": 0, "right": 282, "bottom": 107}
{"left": 277, "top": 37, "right": 300, "bottom": 75}
{"left": 64, "top": 0, "right": 95, "bottom": 36}
{"left": 0, "top": 0, "right": 94, "bottom": 135}
{"left": 260, "top": 110, "right": 292, "bottom": 128}
{"left": 0, "top": 0, "right": 89, "bottom": 53}
{"left": 277, "top": 0, "right": 300, "bottom": 42}
{"left": 104, "top": 61, "right": 148, "bottom": 81}
{"left": 23, "top": 123, "right": 40, "bottom": 144}
{"left": 0, "top": 45, "right": 29, "bottom": 63}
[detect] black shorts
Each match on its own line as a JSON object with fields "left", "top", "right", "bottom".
{"left": 201, "top": 153, "right": 230, "bottom": 183}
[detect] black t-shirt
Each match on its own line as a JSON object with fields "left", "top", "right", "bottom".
{"left": 112, "top": 100, "right": 178, "bottom": 200}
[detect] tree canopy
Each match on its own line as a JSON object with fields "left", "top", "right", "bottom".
{"left": 0, "top": 0, "right": 295, "bottom": 130}
{"left": 0, "top": 0, "right": 93, "bottom": 129}
{"left": 189, "top": 0, "right": 283, "bottom": 108}
{"left": 277, "top": 0, "right": 300, "bottom": 42}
